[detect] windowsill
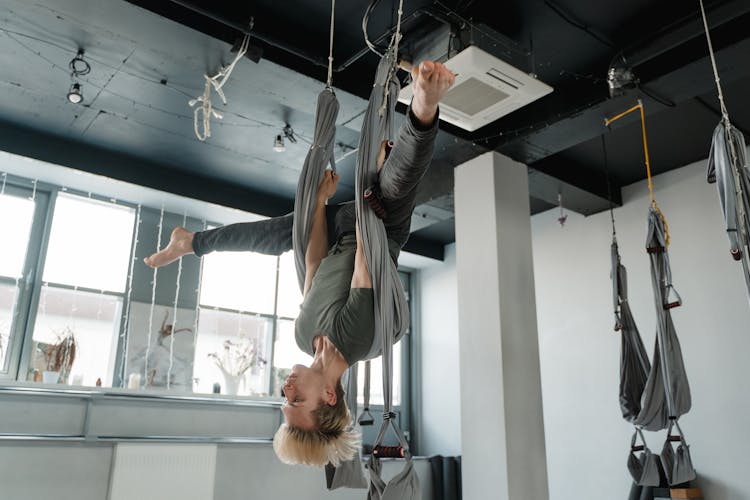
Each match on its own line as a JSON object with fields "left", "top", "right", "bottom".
{"left": 0, "top": 382, "right": 283, "bottom": 444}
{"left": 0, "top": 381, "right": 284, "bottom": 407}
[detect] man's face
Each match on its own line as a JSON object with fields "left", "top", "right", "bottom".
{"left": 281, "top": 364, "right": 326, "bottom": 430}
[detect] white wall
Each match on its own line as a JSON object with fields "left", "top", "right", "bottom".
{"left": 533, "top": 158, "right": 750, "bottom": 500}
{"left": 417, "top": 244, "right": 461, "bottom": 456}
{"left": 416, "top": 157, "right": 750, "bottom": 499}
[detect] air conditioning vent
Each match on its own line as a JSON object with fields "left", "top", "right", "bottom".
{"left": 399, "top": 46, "right": 553, "bottom": 131}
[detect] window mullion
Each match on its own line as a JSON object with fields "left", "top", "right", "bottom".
{"left": 13, "top": 188, "right": 57, "bottom": 381}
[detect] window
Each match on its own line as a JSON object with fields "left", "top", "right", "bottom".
{"left": 193, "top": 249, "right": 311, "bottom": 397}
{"left": 192, "top": 243, "right": 280, "bottom": 396}
{"left": 0, "top": 173, "right": 414, "bottom": 422}
{"left": 26, "top": 193, "right": 135, "bottom": 386}
{"left": 0, "top": 180, "right": 135, "bottom": 386}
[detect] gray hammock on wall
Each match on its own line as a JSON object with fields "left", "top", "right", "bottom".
{"left": 699, "top": 0, "right": 750, "bottom": 301}
{"left": 611, "top": 213, "right": 696, "bottom": 487}
{"left": 606, "top": 102, "right": 696, "bottom": 488}
{"left": 290, "top": 0, "right": 417, "bottom": 496}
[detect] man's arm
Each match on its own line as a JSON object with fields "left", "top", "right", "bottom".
{"left": 304, "top": 170, "right": 339, "bottom": 296}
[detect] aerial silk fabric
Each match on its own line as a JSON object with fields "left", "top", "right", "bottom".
{"left": 325, "top": 365, "right": 368, "bottom": 490}
{"left": 613, "top": 210, "right": 696, "bottom": 487}
{"left": 660, "top": 420, "right": 697, "bottom": 486}
{"left": 292, "top": 89, "right": 340, "bottom": 293}
{"left": 706, "top": 120, "right": 750, "bottom": 295}
{"left": 612, "top": 240, "right": 651, "bottom": 422}
{"left": 290, "top": 44, "right": 414, "bottom": 496}
{"left": 634, "top": 208, "right": 692, "bottom": 431}
{"left": 627, "top": 429, "right": 661, "bottom": 487}
{"left": 354, "top": 50, "right": 417, "bottom": 500}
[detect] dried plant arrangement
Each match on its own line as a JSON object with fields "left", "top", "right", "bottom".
{"left": 40, "top": 327, "right": 78, "bottom": 382}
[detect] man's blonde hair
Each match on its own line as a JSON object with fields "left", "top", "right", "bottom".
{"left": 273, "top": 381, "right": 359, "bottom": 466}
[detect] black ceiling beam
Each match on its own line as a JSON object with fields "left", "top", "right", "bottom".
{"left": 492, "top": 12, "right": 750, "bottom": 170}
{"left": 402, "top": 234, "right": 445, "bottom": 261}
{"left": 0, "top": 119, "right": 453, "bottom": 261}
{"left": 0, "top": 119, "right": 292, "bottom": 217}
{"left": 694, "top": 96, "right": 750, "bottom": 141}
{"left": 616, "top": 0, "right": 750, "bottom": 68}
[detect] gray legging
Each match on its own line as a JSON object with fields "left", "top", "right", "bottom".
{"left": 192, "top": 109, "right": 437, "bottom": 258}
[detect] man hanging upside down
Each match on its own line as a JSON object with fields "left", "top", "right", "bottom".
{"left": 144, "top": 60, "right": 455, "bottom": 466}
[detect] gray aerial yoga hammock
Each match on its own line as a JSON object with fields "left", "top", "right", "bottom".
{"left": 292, "top": 88, "right": 339, "bottom": 292}
{"left": 607, "top": 103, "right": 696, "bottom": 487}
{"left": 288, "top": 0, "right": 369, "bottom": 488}
{"left": 355, "top": 24, "right": 418, "bottom": 500}
{"left": 699, "top": 0, "right": 750, "bottom": 301}
{"left": 290, "top": 0, "right": 415, "bottom": 496}
{"left": 611, "top": 239, "right": 650, "bottom": 423}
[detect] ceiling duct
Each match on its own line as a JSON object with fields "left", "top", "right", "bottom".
{"left": 399, "top": 45, "right": 553, "bottom": 132}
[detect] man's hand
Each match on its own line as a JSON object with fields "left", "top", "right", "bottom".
{"left": 410, "top": 61, "right": 455, "bottom": 126}
{"left": 317, "top": 169, "right": 339, "bottom": 203}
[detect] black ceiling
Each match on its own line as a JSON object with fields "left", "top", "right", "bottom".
{"left": 1, "top": 0, "right": 749, "bottom": 259}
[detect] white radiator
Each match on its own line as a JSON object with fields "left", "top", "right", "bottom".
{"left": 109, "top": 443, "right": 217, "bottom": 500}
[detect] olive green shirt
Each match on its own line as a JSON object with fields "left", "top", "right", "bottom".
{"left": 295, "top": 235, "right": 400, "bottom": 365}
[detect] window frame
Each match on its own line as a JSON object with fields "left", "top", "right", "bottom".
{"left": 0, "top": 178, "right": 139, "bottom": 385}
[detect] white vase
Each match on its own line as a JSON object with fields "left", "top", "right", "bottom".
{"left": 218, "top": 367, "right": 243, "bottom": 396}
{"left": 42, "top": 371, "right": 60, "bottom": 384}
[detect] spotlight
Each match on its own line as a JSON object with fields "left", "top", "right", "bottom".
{"left": 67, "top": 83, "right": 83, "bottom": 104}
{"left": 273, "top": 134, "right": 285, "bottom": 152}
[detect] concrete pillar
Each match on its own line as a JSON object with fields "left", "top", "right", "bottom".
{"left": 454, "top": 152, "right": 549, "bottom": 500}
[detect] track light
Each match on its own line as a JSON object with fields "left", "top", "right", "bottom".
{"left": 67, "top": 83, "right": 83, "bottom": 104}
{"left": 273, "top": 134, "right": 285, "bottom": 152}
{"left": 67, "top": 49, "right": 89, "bottom": 105}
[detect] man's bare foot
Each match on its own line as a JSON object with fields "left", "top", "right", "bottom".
{"left": 143, "top": 227, "right": 194, "bottom": 268}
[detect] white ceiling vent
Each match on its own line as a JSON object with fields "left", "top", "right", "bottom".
{"left": 399, "top": 46, "right": 553, "bottom": 132}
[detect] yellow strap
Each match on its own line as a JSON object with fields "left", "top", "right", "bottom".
{"left": 605, "top": 101, "right": 670, "bottom": 245}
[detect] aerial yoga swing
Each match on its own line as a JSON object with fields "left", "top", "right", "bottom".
{"left": 144, "top": 0, "right": 454, "bottom": 496}
{"left": 699, "top": 0, "right": 750, "bottom": 301}
{"left": 605, "top": 101, "right": 697, "bottom": 493}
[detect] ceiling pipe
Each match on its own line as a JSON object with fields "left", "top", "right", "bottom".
{"left": 166, "top": 0, "right": 456, "bottom": 74}
{"left": 167, "top": 0, "right": 328, "bottom": 67}
{"left": 615, "top": 0, "right": 750, "bottom": 68}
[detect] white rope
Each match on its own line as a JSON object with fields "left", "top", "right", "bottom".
{"left": 167, "top": 212, "right": 187, "bottom": 389}
{"left": 145, "top": 205, "right": 165, "bottom": 385}
{"left": 378, "top": 0, "right": 405, "bottom": 117}
{"left": 326, "top": 0, "right": 336, "bottom": 89}
{"left": 698, "top": 0, "right": 729, "bottom": 120}
{"left": 120, "top": 204, "right": 141, "bottom": 388}
{"left": 699, "top": 0, "right": 745, "bottom": 217}
{"left": 191, "top": 219, "right": 207, "bottom": 391}
{"left": 189, "top": 35, "right": 251, "bottom": 141}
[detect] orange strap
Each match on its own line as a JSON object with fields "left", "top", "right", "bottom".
{"left": 605, "top": 101, "right": 670, "bottom": 245}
